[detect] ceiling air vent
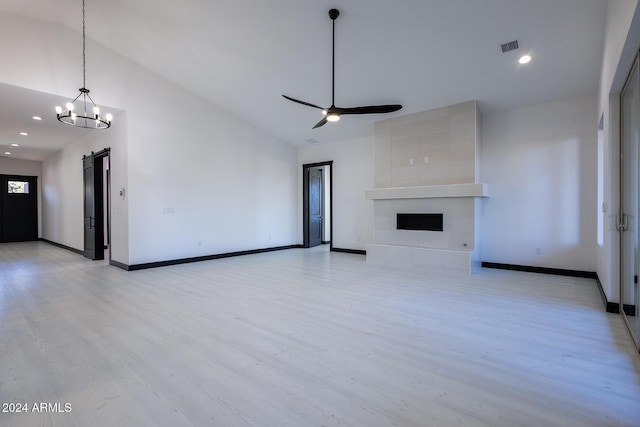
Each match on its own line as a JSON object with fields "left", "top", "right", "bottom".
{"left": 305, "top": 138, "right": 319, "bottom": 144}
{"left": 500, "top": 40, "right": 519, "bottom": 53}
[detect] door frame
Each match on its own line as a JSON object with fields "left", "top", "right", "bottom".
{"left": 0, "top": 174, "right": 38, "bottom": 242}
{"left": 302, "top": 161, "right": 333, "bottom": 249}
{"left": 619, "top": 52, "right": 640, "bottom": 348}
{"left": 83, "top": 148, "right": 110, "bottom": 261}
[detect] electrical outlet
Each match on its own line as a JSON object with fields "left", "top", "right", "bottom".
{"left": 535, "top": 247, "right": 542, "bottom": 255}
{"left": 409, "top": 158, "right": 414, "bottom": 165}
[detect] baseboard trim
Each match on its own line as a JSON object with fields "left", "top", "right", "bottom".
{"left": 623, "top": 304, "right": 636, "bottom": 316}
{"left": 40, "top": 238, "right": 84, "bottom": 256}
{"left": 481, "top": 262, "right": 597, "bottom": 278}
{"left": 482, "top": 262, "right": 621, "bottom": 314}
{"left": 331, "top": 247, "right": 366, "bottom": 255}
{"left": 109, "top": 259, "right": 130, "bottom": 271}
{"left": 125, "top": 244, "right": 302, "bottom": 271}
{"left": 607, "top": 301, "right": 621, "bottom": 313}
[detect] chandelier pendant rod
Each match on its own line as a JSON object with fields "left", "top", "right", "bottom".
{"left": 82, "top": 0, "right": 86, "bottom": 90}
{"left": 55, "top": 0, "right": 112, "bottom": 129}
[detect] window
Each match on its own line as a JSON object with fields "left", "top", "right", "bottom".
{"left": 8, "top": 181, "right": 29, "bottom": 194}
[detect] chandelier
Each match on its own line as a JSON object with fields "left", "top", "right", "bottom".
{"left": 56, "top": 0, "right": 112, "bottom": 129}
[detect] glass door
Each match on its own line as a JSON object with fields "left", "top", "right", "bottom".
{"left": 621, "top": 55, "right": 640, "bottom": 347}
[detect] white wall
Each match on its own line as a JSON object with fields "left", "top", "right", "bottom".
{"left": 127, "top": 111, "right": 297, "bottom": 264}
{"left": 481, "top": 94, "right": 598, "bottom": 271}
{"left": 0, "top": 157, "right": 43, "bottom": 237}
{"left": 0, "top": 14, "right": 297, "bottom": 265}
{"left": 298, "top": 137, "right": 373, "bottom": 251}
{"left": 298, "top": 94, "right": 600, "bottom": 267}
{"left": 598, "top": 0, "right": 640, "bottom": 303}
{"left": 122, "top": 67, "right": 298, "bottom": 264}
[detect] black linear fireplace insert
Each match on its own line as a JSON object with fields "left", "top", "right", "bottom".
{"left": 396, "top": 213, "right": 443, "bottom": 231}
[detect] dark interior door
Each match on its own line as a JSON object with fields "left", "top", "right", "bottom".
{"left": 0, "top": 175, "right": 38, "bottom": 242}
{"left": 83, "top": 155, "right": 104, "bottom": 260}
{"left": 308, "top": 168, "right": 323, "bottom": 247}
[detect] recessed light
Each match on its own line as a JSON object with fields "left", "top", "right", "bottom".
{"left": 10, "top": 143, "right": 19, "bottom": 147}
{"left": 32, "top": 116, "right": 42, "bottom": 121}
{"left": 4, "top": 152, "right": 11, "bottom": 155}
{"left": 19, "top": 132, "right": 29, "bottom": 136}
{"left": 519, "top": 54, "right": 532, "bottom": 64}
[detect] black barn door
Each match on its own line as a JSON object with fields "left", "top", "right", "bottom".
{"left": 0, "top": 175, "right": 38, "bottom": 242}
{"left": 83, "top": 154, "right": 104, "bottom": 260}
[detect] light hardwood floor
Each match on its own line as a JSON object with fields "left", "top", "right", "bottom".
{"left": 0, "top": 241, "right": 639, "bottom": 427}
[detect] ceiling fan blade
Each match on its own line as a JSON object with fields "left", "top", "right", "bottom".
{"left": 312, "top": 117, "right": 328, "bottom": 129}
{"left": 282, "top": 95, "right": 325, "bottom": 110}
{"left": 336, "top": 104, "right": 403, "bottom": 115}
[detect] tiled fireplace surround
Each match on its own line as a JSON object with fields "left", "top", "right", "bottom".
{"left": 366, "top": 100, "right": 488, "bottom": 273}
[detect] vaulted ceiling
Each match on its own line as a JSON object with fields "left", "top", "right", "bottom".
{"left": 0, "top": 0, "right": 607, "bottom": 160}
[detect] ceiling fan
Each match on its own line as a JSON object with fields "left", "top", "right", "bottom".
{"left": 282, "top": 9, "right": 402, "bottom": 129}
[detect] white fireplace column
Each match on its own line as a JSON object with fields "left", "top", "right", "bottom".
{"left": 366, "top": 101, "right": 488, "bottom": 274}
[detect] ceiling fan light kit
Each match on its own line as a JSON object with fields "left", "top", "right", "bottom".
{"left": 325, "top": 112, "right": 340, "bottom": 122}
{"left": 283, "top": 9, "right": 402, "bottom": 129}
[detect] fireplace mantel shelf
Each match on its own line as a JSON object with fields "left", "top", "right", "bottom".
{"left": 365, "top": 183, "right": 489, "bottom": 200}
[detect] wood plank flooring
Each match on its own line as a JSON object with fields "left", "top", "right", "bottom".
{"left": 0, "top": 241, "right": 639, "bottom": 426}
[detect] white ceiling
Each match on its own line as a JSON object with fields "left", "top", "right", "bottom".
{"left": 0, "top": 0, "right": 607, "bottom": 161}
{"left": 0, "top": 83, "right": 94, "bottom": 161}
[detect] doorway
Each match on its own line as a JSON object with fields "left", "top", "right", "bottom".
{"left": 83, "top": 149, "right": 110, "bottom": 261}
{"left": 0, "top": 174, "right": 38, "bottom": 242}
{"left": 620, "top": 53, "right": 640, "bottom": 349}
{"left": 303, "top": 161, "right": 332, "bottom": 249}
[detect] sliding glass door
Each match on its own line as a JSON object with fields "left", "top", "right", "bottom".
{"left": 621, "top": 55, "right": 640, "bottom": 348}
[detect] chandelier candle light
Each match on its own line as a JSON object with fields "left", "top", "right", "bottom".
{"left": 56, "top": 0, "right": 112, "bottom": 129}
